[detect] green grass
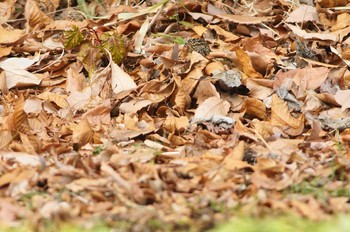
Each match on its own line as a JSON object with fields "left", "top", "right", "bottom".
{"left": 3, "top": 213, "right": 350, "bottom": 232}
{"left": 211, "top": 215, "right": 350, "bottom": 232}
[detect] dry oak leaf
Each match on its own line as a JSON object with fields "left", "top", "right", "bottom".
{"left": 192, "top": 97, "right": 230, "bottom": 124}
{"left": 0, "top": 0, "right": 17, "bottom": 23}
{"left": 271, "top": 94, "right": 304, "bottom": 136}
{"left": 208, "top": 25, "right": 240, "bottom": 42}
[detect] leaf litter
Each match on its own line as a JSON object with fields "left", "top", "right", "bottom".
{"left": 1, "top": 0, "right": 350, "bottom": 231}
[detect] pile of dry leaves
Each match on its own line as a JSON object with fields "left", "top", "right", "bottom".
{"left": 1, "top": 0, "right": 350, "bottom": 230}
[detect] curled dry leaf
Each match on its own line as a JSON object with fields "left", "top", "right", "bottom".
{"left": 235, "top": 48, "right": 263, "bottom": 79}
{"left": 82, "top": 99, "right": 111, "bottom": 126}
{"left": 24, "top": 0, "right": 52, "bottom": 29}
{"left": 286, "top": 24, "right": 338, "bottom": 41}
{"left": 72, "top": 118, "right": 94, "bottom": 149}
{"left": 243, "top": 98, "right": 267, "bottom": 120}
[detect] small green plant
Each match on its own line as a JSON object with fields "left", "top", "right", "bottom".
{"left": 288, "top": 178, "right": 327, "bottom": 201}
{"left": 63, "top": 25, "right": 126, "bottom": 77}
{"left": 92, "top": 146, "right": 104, "bottom": 155}
{"left": 153, "top": 33, "right": 186, "bottom": 44}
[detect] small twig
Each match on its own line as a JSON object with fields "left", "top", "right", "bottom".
{"left": 32, "top": 49, "right": 65, "bottom": 74}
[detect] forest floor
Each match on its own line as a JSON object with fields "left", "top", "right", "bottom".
{"left": 1, "top": 0, "right": 350, "bottom": 231}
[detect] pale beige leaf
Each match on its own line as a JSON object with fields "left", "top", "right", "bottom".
{"left": 0, "top": 55, "right": 41, "bottom": 89}
{"left": 111, "top": 61, "right": 137, "bottom": 94}
{"left": 66, "top": 87, "right": 92, "bottom": 111}
{"left": 334, "top": 89, "right": 350, "bottom": 111}
{"left": 246, "top": 79, "right": 273, "bottom": 100}
{"left": 218, "top": 14, "right": 272, "bottom": 24}
{"left": 286, "top": 24, "right": 338, "bottom": 41}
{"left": 134, "top": 17, "right": 149, "bottom": 53}
{"left": 193, "top": 80, "right": 220, "bottom": 104}
{"left": 119, "top": 99, "right": 153, "bottom": 114}
{"left": 82, "top": 99, "right": 111, "bottom": 126}
{"left": 0, "top": 152, "right": 43, "bottom": 167}
{"left": 192, "top": 97, "right": 230, "bottom": 124}
{"left": 286, "top": 5, "right": 318, "bottom": 23}
{"left": 23, "top": 98, "right": 42, "bottom": 114}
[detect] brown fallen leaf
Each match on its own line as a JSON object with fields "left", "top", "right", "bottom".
{"left": 72, "top": 118, "right": 94, "bottom": 150}
{"left": 271, "top": 94, "right": 304, "bottom": 136}
{"left": 24, "top": 0, "right": 52, "bottom": 29}
{"left": 163, "top": 116, "right": 189, "bottom": 134}
{"left": 111, "top": 61, "right": 137, "bottom": 94}
{"left": 334, "top": 89, "right": 350, "bottom": 111}
{"left": 6, "top": 96, "right": 31, "bottom": 134}
{"left": 286, "top": 5, "right": 318, "bottom": 23}
{"left": 218, "top": 14, "right": 272, "bottom": 24}
{"left": 0, "top": 27, "right": 24, "bottom": 44}
{"left": 192, "top": 97, "right": 230, "bottom": 124}
{"left": 235, "top": 48, "right": 263, "bottom": 79}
